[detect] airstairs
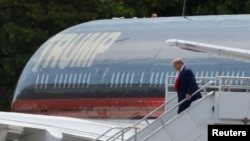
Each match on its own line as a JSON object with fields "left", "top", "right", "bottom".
{"left": 95, "top": 76, "right": 250, "bottom": 141}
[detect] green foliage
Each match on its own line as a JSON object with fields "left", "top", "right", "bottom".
{"left": 0, "top": 0, "right": 250, "bottom": 111}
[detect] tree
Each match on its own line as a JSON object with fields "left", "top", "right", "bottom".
{"left": 0, "top": 0, "right": 250, "bottom": 111}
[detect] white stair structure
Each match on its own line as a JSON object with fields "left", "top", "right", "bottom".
{"left": 96, "top": 76, "right": 250, "bottom": 141}
{"left": 0, "top": 112, "right": 128, "bottom": 141}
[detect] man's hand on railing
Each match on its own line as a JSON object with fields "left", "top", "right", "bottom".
{"left": 186, "top": 94, "right": 192, "bottom": 100}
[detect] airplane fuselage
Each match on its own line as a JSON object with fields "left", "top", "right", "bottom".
{"left": 11, "top": 15, "right": 250, "bottom": 119}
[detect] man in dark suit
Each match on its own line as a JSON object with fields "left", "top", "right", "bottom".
{"left": 172, "top": 57, "right": 202, "bottom": 114}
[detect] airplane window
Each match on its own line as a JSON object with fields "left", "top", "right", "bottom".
{"left": 130, "top": 72, "right": 135, "bottom": 87}
{"left": 203, "top": 71, "right": 208, "bottom": 83}
{"left": 120, "top": 72, "right": 125, "bottom": 87}
{"left": 211, "top": 71, "right": 214, "bottom": 77}
{"left": 139, "top": 72, "right": 144, "bottom": 87}
{"left": 86, "top": 73, "right": 91, "bottom": 88}
{"left": 205, "top": 71, "right": 209, "bottom": 77}
{"left": 221, "top": 71, "right": 224, "bottom": 76}
{"left": 54, "top": 74, "right": 59, "bottom": 89}
{"left": 77, "top": 73, "right": 83, "bottom": 88}
{"left": 35, "top": 74, "right": 40, "bottom": 89}
{"left": 68, "top": 73, "right": 73, "bottom": 88}
{"left": 215, "top": 71, "right": 219, "bottom": 77}
{"left": 159, "top": 72, "right": 165, "bottom": 87}
{"left": 63, "top": 74, "right": 68, "bottom": 89}
{"left": 45, "top": 74, "right": 49, "bottom": 89}
{"left": 125, "top": 72, "right": 130, "bottom": 87}
{"left": 200, "top": 71, "right": 204, "bottom": 84}
{"left": 110, "top": 72, "right": 115, "bottom": 87}
{"left": 82, "top": 73, "right": 87, "bottom": 88}
{"left": 72, "top": 73, "right": 78, "bottom": 88}
{"left": 170, "top": 71, "right": 175, "bottom": 84}
{"left": 164, "top": 72, "right": 170, "bottom": 84}
{"left": 155, "top": 72, "right": 159, "bottom": 87}
{"left": 40, "top": 74, "right": 45, "bottom": 89}
{"left": 224, "top": 71, "right": 230, "bottom": 85}
{"left": 149, "top": 72, "right": 154, "bottom": 87}
{"left": 115, "top": 72, "right": 120, "bottom": 87}
{"left": 215, "top": 71, "right": 219, "bottom": 85}
{"left": 59, "top": 74, "right": 64, "bottom": 88}
{"left": 240, "top": 71, "right": 245, "bottom": 85}
{"left": 235, "top": 71, "right": 240, "bottom": 85}
{"left": 195, "top": 71, "right": 199, "bottom": 80}
{"left": 100, "top": 68, "right": 108, "bottom": 85}
{"left": 210, "top": 71, "right": 215, "bottom": 84}
{"left": 230, "top": 71, "right": 235, "bottom": 85}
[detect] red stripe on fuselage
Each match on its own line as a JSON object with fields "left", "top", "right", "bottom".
{"left": 12, "top": 98, "right": 165, "bottom": 119}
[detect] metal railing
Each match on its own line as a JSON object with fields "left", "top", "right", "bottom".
{"left": 132, "top": 80, "right": 215, "bottom": 128}
{"left": 93, "top": 126, "right": 139, "bottom": 141}
{"left": 94, "top": 76, "right": 250, "bottom": 141}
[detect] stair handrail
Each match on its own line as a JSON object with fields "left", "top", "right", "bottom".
{"left": 95, "top": 79, "right": 215, "bottom": 141}
{"left": 128, "top": 76, "right": 250, "bottom": 141}
{"left": 93, "top": 126, "right": 139, "bottom": 141}
{"left": 132, "top": 80, "right": 215, "bottom": 127}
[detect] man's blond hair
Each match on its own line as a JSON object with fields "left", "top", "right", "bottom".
{"left": 172, "top": 57, "right": 184, "bottom": 65}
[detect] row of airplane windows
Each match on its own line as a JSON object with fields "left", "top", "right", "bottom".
{"left": 34, "top": 71, "right": 246, "bottom": 89}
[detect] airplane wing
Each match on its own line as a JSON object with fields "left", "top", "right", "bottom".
{"left": 0, "top": 112, "right": 137, "bottom": 141}
{"left": 165, "top": 39, "right": 250, "bottom": 62}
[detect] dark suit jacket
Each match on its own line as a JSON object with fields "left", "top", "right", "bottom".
{"left": 177, "top": 66, "right": 202, "bottom": 112}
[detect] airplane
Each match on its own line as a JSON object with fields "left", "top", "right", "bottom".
{"left": 165, "top": 39, "right": 250, "bottom": 63}
{"left": 10, "top": 14, "right": 250, "bottom": 121}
